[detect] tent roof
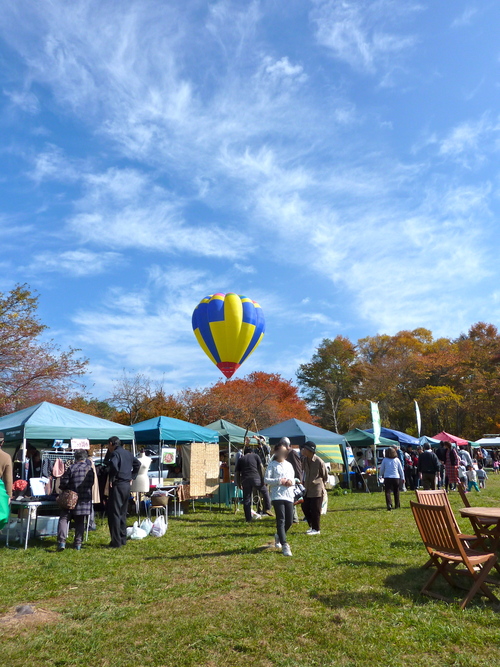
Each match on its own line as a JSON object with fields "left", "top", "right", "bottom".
{"left": 475, "top": 437, "right": 500, "bottom": 446}
{"left": 204, "top": 419, "right": 263, "bottom": 446}
{"left": 0, "top": 401, "right": 134, "bottom": 441}
{"left": 259, "top": 418, "right": 345, "bottom": 446}
{"left": 132, "top": 416, "right": 219, "bottom": 444}
{"left": 365, "top": 427, "right": 419, "bottom": 445}
{"left": 432, "top": 431, "right": 469, "bottom": 446}
{"left": 343, "top": 429, "right": 399, "bottom": 448}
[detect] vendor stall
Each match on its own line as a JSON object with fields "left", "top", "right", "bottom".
{"left": 0, "top": 401, "right": 134, "bottom": 545}
{"left": 132, "top": 416, "right": 220, "bottom": 510}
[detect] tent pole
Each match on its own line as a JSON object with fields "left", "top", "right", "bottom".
{"left": 21, "top": 437, "right": 27, "bottom": 481}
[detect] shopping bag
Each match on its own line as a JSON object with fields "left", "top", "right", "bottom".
{"left": 0, "top": 480, "right": 9, "bottom": 530}
{"left": 128, "top": 520, "right": 148, "bottom": 540}
{"left": 139, "top": 518, "right": 153, "bottom": 535}
{"left": 151, "top": 515, "right": 167, "bottom": 537}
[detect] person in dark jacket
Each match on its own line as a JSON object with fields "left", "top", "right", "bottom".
{"left": 57, "top": 449, "right": 94, "bottom": 551}
{"left": 280, "top": 437, "right": 302, "bottom": 524}
{"left": 417, "top": 443, "right": 440, "bottom": 490}
{"left": 106, "top": 436, "right": 141, "bottom": 548}
{"left": 235, "top": 446, "right": 272, "bottom": 522}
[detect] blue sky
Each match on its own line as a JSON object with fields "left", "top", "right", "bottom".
{"left": 1, "top": 1, "right": 499, "bottom": 397}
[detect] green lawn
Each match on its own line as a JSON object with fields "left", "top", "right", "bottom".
{"left": 2, "top": 479, "right": 500, "bottom": 667}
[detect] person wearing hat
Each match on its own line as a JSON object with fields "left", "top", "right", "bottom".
{"left": 300, "top": 441, "right": 328, "bottom": 535}
{"left": 0, "top": 432, "right": 13, "bottom": 499}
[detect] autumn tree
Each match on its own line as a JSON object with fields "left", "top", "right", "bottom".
{"left": 296, "top": 336, "right": 362, "bottom": 432}
{"left": 0, "top": 284, "right": 87, "bottom": 414}
{"left": 178, "top": 372, "right": 312, "bottom": 430}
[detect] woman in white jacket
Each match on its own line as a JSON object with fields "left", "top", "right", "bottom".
{"left": 379, "top": 447, "right": 405, "bottom": 511}
{"left": 264, "top": 442, "right": 296, "bottom": 556}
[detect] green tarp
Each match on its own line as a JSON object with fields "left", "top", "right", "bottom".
{"left": 204, "top": 419, "right": 264, "bottom": 447}
{"left": 342, "top": 428, "right": 398, "bottom": 449}
{"left": 0, "top": 401, "right": 134, "bottom": 442}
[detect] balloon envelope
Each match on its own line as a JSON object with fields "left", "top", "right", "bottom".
{"left": 192, "top": 293, "right": 265, "bottom": 378}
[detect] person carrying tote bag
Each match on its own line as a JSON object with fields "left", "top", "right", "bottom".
{"left": 56, "top": 450, "right": 94, "bottom": 551}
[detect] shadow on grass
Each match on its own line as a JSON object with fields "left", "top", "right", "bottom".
{"left": 314, "top": 565, "right": 499, "bottom": 610}
{"left": 145, "top": 545, "right": 271, "bottom": 560}
{"left": 335, "top": 559, "right": 404, "bottom": 569}
{"left": 328, "top": 505, "right": 394, "bottom": 514}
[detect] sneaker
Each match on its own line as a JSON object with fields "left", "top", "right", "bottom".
{"left": 274, "top": 534, "right": 282, "bottom": 550}
{"left": 282, "top": 543, "right": 292, "bottom": 557}
{"left": 306, "top": 529, "right": 320, "bottom": 536}
{"left": 56, "top": 543, "right": 66, "bottom": 551}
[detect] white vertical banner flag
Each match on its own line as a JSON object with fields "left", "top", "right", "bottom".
{"left": 415, "top": 400, "right": 422, "bottom": 437}
{"left": 370, "top": 401, "right": 381, "bottom": 445}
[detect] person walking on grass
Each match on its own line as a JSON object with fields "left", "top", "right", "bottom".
{"left": 265, "top": 442, "right": 295, "bottom": 557}
{"left": 379, "top": 447, "right": 404, "bottom": 511}
{"left": 477, "top": 463, "right": 488, "bottom": 489}
{"left": 466, "top": 465, "right": 480, "bottom": 493}
{"left": 300, "top": 441, "right": 328, "bottom": 536}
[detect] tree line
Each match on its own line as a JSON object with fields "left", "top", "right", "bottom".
{"left": 1, "top": 284, "right": 498, "bottom": 438}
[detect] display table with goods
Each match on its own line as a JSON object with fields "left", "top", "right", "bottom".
{"left": 6, "top": 499, "right": 60, "bottom": 549}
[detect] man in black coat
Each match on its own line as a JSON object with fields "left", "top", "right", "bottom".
{"left": 235, "top": 446, "right": 272, "bottom": 522}
{"left": 417, "top": 443, "right": 440, "bottom": 490}
{"left": 106, "top": 436, "right": 140, "bottom": 548}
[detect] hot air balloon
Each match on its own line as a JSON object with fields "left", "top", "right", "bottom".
{"left": 192, "top": 293, "right": 265, "bottom": 379}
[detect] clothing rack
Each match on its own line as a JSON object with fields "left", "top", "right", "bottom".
{"left": 41, "top": 450, "right": 75, "bottom": 462}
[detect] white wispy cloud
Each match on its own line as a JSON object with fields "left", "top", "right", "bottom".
{"left": 451, "top": 7, "right": 478, "bottom": 28}
{"left": 310, "top": 0, "right": 419, "bottom": 75}
{"left": 29, "top": 249, "right": 122, "bottom": 277}
{"left": 438, "top": 114, "right": 500, "bottom": 165}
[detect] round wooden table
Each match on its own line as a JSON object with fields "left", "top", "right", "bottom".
{"left": 459, "top": 507, "right": 500, "bottom": 552}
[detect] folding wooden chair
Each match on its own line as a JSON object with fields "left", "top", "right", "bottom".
{"left": 415, "top": 489, "right": 478, "bottom": 554}
{"left": 457, "top": 482, "right": 498, "bottom": 549}
{"left": 410, "top": 501, "right": 499, "bottom": 610}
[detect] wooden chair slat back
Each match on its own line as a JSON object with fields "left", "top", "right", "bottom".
{"left": 415, "top": 489, "right": 461, "bottom": 533}
{"left": 410, "top": 501, "right": 460, "bottom": 554}
{"left": 457, "top": 482, "right": 470, "bottom": 508}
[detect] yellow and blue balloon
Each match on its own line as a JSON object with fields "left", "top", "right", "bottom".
{"left": 192, "top": 293, "right": 265, "bottom": 379}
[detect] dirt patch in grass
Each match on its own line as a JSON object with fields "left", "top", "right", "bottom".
{"left": 0, "top": 604, "right": 62, "bottom": 633}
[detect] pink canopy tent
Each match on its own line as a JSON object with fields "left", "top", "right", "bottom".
{"left": 432, "top": 431, "right": 469, "bottom": 446}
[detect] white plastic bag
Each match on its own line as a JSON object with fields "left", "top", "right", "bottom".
{"left": 151, "top": 515, "right": 167, "bottom": 537}
{"left": 139, "top": 518, "right": 153, "bottom": 535}
{"left": 128, "top": 520, "right": 148, "bottom": 540}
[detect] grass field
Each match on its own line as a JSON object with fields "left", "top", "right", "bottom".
{"left": 2, "top": 479, "right": 500, "bottom": 667}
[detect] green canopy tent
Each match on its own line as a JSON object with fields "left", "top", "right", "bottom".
{"left": 204, "top": 419, "right": 264, "bottom": 448}
{"left": 342, "top": 429, "right": 399, "bottom": 491}
{"left": 0, "top": 401, "right": 135, "bottom": 478}
{"left": 343, "top": 428, "right": 400, "bottom": 449}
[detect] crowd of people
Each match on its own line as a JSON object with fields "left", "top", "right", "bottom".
{"left": 1, "top": 429, "right": 497, "bottom": 556}
{"left": 376, "top": 441, "right": 494, "bottom": 511}
{"left": 235, "top": 437, "right": 328, "bottom": 557}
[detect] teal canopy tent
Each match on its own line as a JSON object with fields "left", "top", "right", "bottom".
{"left": 259, "top": 418, "right": 346, "bottom": 466}
{"left": 0, "top": 401, "right": 135, "bottom": 478}
{"left": 133, "top": 416, "right": 219, "bottom": 444}
{"left": 0, "top": 401, "right": 134, "bottom": 443}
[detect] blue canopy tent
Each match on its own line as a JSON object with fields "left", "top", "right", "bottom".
{"left": 132, "top": 416, "right": 219, "bottom": 444}
{"left": 364, "top": 427, "right": 419, "bottom": 446}
{"left": 259, "top": 418, "right": 346, "bottom": 468}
